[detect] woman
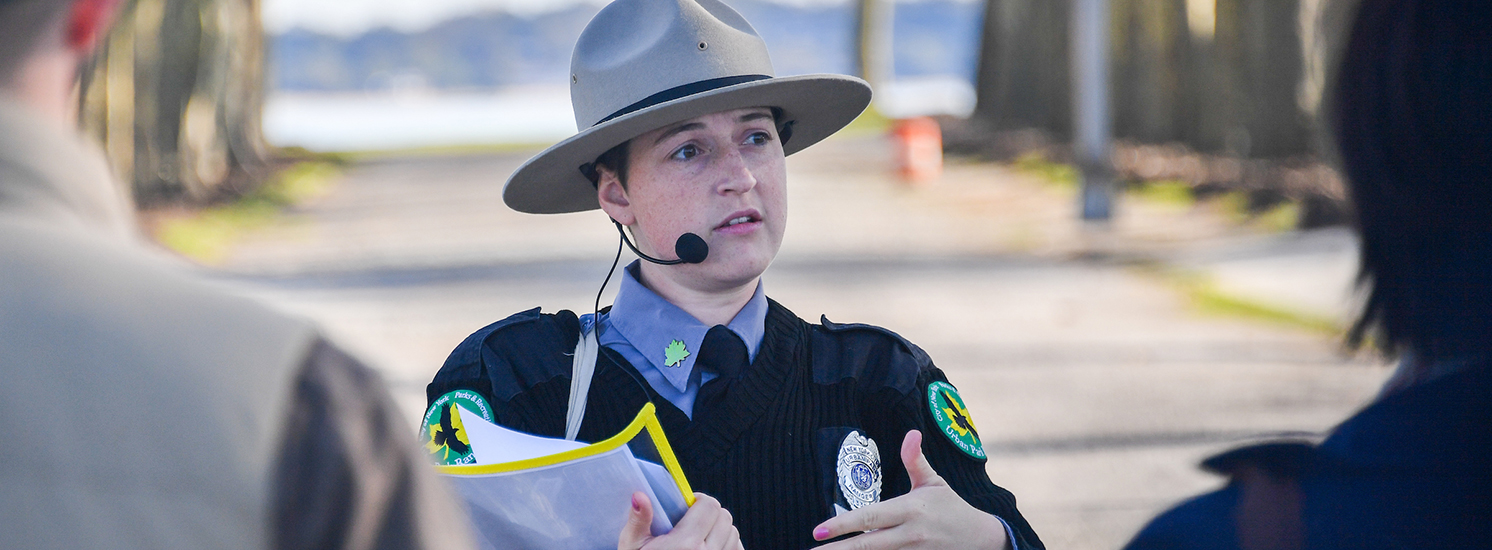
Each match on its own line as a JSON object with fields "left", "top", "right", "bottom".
{"left": 425, "top": 1, "right": 1043, "bottom": 548}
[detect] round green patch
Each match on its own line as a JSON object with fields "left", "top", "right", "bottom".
{"left": 420, "top": 390, "right": 494, "bottom": 465}
{"left": 927, "top": 381, "right": 985, "bottom": 459}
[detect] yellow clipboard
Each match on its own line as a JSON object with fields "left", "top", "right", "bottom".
{"left": 436, "top": 402, "right": 696, "bottom": 507}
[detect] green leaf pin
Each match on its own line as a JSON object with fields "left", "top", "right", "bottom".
{"left": 664, "top": 339, "right": 690, "bottom": 367}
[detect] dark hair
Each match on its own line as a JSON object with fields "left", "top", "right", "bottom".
{"left": 1335, "top": 0, "right": 1492, "bottom": 359}
{"left": 589, "top": 140, "right": 631, "bottom": 189}
{"left": 0, "top": 0, "right": 72, "bottom": 86}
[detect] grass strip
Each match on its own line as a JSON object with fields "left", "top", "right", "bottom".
{"left": 153, "top": 161, "right": 342, "bottom": 264}
{"left": 1135, "top": 263, "right": 1344, "bottom": 337}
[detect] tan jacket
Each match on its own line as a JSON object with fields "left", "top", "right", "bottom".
{"left": 0, "top": 97, "right": 469, "bottom": 549}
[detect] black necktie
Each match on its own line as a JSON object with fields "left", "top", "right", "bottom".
{"left": 694, "top": 325, "right": 748, "bottom": 416}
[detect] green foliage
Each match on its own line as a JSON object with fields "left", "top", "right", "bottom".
{"left": 1252, "top": 202, "right": 1301, "bottom": 233}
{"left": 154, "top": 161, "right": 341, "bottom": 264}
{"left": 1128, "top": 179, "right": 1194, "bottom": 207}
{"left": 838, "top": 104, "right": 893, "bottom": 137}
{"left": 1137, "top": 264, "right": 1342, "bottom": 336}
{"left": 1012, "top": 153, "right": 1078, "bottom": 188}
{"left": 1213, "top": 191, "right": 1251, "bottom": 223}
{"left": 1209, "top": 191, "right": 1301, "bottom": 233}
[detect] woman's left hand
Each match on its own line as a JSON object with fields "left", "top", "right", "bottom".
{"left": 810, "top": 430, "right": 1010, "bottom": 550}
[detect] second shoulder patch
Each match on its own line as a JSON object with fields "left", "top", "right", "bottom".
{"left": 927, "top": 381, "right": 985, "bottom": 459}
{"left": 421, "top": 389, "right": 494, "bottom": 465}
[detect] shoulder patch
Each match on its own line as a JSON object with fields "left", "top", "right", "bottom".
{"left": 927, "top": 381, "right": 985, "bottom": 459}
{"left": 420, "top": 389, "right": 495, "bottom": 465}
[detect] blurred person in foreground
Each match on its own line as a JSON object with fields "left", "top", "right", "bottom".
{"left": 0, "top": 0, "right": 475, "bottom": 548}
{"left": 423, "top": 0, "right": 1043, "bottom": 548}
{"left": 1124, "top": 0, "right": 1492, "bottom": 548}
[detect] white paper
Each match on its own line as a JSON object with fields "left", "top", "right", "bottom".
{"left": 456, "top": 405, "right": 587, "bottom": 464}
{"left": 446, "top": 406, "right": 690, "bottom": 550}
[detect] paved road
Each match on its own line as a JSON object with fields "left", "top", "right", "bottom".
{"left": 210, "top": 136, "right": 1390, "bottom": 549}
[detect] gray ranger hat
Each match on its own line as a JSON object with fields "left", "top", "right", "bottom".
{"left": 502, "top": 0, "right": 873, "bottom": 214}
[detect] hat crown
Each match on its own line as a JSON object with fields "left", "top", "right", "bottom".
{"left": 570, "top": 0, "right": 775, "bottom": 130}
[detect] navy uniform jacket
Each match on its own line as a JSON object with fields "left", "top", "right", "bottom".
{"left": 1125, "top": 362, "right": 1492, "bottom": 550}
{"left": 428, "top": 299, "right": 1044, "bottom": 550}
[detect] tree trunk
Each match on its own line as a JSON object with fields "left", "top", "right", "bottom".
{"left": 76, "top": 0, "right": 271, "bottom": 206}
{"left": 972, "top": 0, "right": 1073, "bottom": 138}
{"left": 1212, "top": 0, "right": 1310, "bottom": 158}
{"left": 853, "top": 0, "right": 894, "bottom": 88}
{"left": 1110, "top": 0, "right": 1189, "bottom": 144}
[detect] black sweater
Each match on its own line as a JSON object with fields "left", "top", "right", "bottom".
{"left": 428, "top": 299, "right": 1043, "bottom": 550}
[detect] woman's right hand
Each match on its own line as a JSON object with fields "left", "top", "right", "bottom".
{"left": 618, "top": 491, "right": 743, "bottom": 550}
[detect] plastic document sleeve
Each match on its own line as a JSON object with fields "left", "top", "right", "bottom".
{"left": 436, "top": 403, "right": 695, "bottom": 550}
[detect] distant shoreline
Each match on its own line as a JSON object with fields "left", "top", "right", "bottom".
{"left": 263, "top": 77, "right": 975, "bottom": 153}
{"left": 264, "top": 86, "right": 577, "bottom": 152}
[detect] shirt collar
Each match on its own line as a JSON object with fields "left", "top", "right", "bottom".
{"left": 606, "top": 261, "right": 768, "bottom": 393}
{"left": 0, "top": 96, "right": 135, "bottom": 240}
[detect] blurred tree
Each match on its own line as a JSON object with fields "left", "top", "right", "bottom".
{"left": 971, "top": 0, "right": 1315, "bottom": 158}
{"left": 77, "top": 0, "right": 270, "bottom": 206}
{"left": 1111, "top": 0, "right": 1189, "bottom": 144}
{"left": 972, "top": 0, "right": 1072, "bottom": 138}
{"left": 1211, "top": 0, "right": 1310, "bottom": 158}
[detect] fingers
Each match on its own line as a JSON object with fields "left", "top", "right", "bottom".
{"left": 811, "top": 499, "right": 905, "bottom": 542}
{"left": 669, "top": 493, "right": 722, "bottom": 538}
{"left": 617, "top": 492, "right": 655, "bottom": 550}
{"left": 900, "top": 430, "right": 945, "bottom": 490}
{"left": 636, "top": 494, "right": 738, "bottom": 550}
{"left": 810, "top": 525, "right": 911, "bottom": 550}
{"left": 701, "top": 504, "right": 738, "bottom": 550}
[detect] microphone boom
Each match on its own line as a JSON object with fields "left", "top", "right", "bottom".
{"left": 612, "top": 220, "right": 709, "bottom": 265}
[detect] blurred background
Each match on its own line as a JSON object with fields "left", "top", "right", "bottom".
{"left": 78, "top": 0, "right": 1387, "bottom": 548}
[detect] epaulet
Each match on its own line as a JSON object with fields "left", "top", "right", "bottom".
{"left": 428, "top": 307, "right": 580, "bottom": 404}
{"left": 810, "top": 315, "right": 928, "bottom": 393}
{"left": 1200, "top": 440, "right": 1317, "bottom": 479}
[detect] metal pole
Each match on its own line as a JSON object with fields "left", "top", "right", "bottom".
{"left": 1072, "top": 0, "right": 1113, "bottom": 222}
{"left": 856, "top": 0, "right": 896, "bottom": 89}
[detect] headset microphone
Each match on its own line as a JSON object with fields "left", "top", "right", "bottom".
{"left": 611, "top": 220, "right": 710, "bottom": 265}
{"left": 593, "top": 221, "right": 710, "bottom": 357}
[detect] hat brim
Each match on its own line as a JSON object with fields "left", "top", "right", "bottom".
{"left": 503, "top": 74, "right": 872, "bottom": 214}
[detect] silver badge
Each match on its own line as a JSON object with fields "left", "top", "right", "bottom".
{"left": 836, "top": 431, "right": 882, "bottom": 511}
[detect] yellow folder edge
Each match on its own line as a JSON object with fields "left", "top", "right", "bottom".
{"left": 434, "top": 402, "right": 696, "bottom": 507}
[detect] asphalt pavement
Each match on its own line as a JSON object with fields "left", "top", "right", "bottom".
{"left": 207, "top": 135, "right": 1390, "bottom": 549}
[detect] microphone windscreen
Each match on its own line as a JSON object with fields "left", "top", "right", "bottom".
{"left": 675, "top": 233, "right": 709, "bottom": 264}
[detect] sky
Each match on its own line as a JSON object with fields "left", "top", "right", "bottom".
{"left": 262, "top": 0, "right": 972, "bottom": 37}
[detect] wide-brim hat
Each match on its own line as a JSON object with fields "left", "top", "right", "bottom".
{"left": 503, "top": 0, "right": 872, "bottom": 214}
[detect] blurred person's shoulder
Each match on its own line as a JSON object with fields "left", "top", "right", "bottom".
{"left": 1127, "top": 365, "right": 1492, "bottom": 550}
{"left": 0, "top": 95, "right": 317, "bottom": 360}
{"left": 0, "top": 197, "right": 319, "bottom": 360}
{"left": 0, "top": 100, "right": 319, "bottom": 377}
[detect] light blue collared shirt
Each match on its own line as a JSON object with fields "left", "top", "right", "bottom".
{"left": 583, "top": 261, "right": 767, "bottom": 418}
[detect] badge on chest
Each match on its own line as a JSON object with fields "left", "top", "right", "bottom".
{"left": 833, "top": 430, "right": 882, "bottom": 515}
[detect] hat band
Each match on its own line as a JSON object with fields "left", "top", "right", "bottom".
{"left": 593, "top": 74, "right": 772, "bottom": 126}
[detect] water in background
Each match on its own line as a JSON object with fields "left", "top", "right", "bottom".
{"left": 264, "top": 86, "right": 577, "bottom": 152}
{"left": 263, "top": 0, "right": 983, "bottom": 152}
{"left": 263, "top": 78, "right": 974, "bottom": 152}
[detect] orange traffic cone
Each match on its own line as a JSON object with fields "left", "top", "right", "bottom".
{"left": 891, "top": 116, "right": 943, "bottom": 184}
